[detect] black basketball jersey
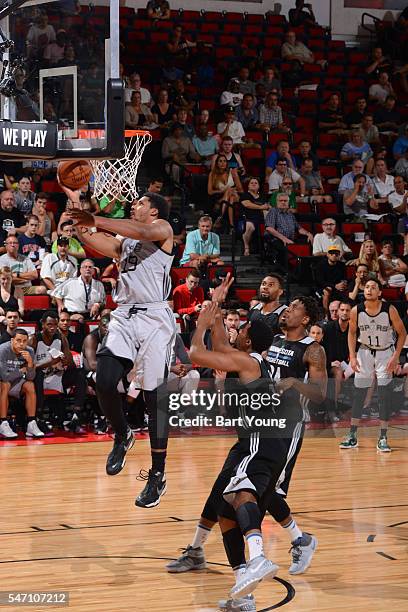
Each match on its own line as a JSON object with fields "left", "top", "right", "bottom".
{"left": 266, "top": 334, "right": 315, "bottom": 422}
{"left": 248, "top": 303, "right": 288, "bottom": 335}
{"left": 356, "top": 301, "right": 394, "bottom": 350}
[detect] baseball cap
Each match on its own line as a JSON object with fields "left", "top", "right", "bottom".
{"left": 327, "top": 245, "right": 340, "bottom": 254}
{"left": 224, "top": 105, "right": 235, "bottom": 113}
{"left": 57, "top": 236, "right": 69, "bottom": 246}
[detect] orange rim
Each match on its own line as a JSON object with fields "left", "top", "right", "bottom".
{"left": 124, "top": 130, "right": 151, "bottom": 137}
{"left": 76, "top": 129, "right": 151, "bottom": 139}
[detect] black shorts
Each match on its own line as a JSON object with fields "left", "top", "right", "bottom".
{"left": 222, "top": 422, "right": 304, "bottom": 505}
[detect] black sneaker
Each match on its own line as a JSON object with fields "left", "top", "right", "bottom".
{"left": 94, "top": 416, "right": 108, "bottom": 435}
{"left": 135, "top": 469, "right": 167, "bottom": 508}
{"left": 106, "top": 428, "right": 135, "bottom": 475}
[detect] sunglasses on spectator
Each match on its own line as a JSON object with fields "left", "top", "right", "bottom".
{"left": 282, "top": 181, "right": 292, "bottom": 185}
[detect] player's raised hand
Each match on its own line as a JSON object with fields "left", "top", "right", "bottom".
{"left": 57, "top": 178, "right": 83, "bottom": 210}
{"left": 211, "top": 272, "right": 234, "bottom": 304}
{"left": 196, "top": 301, "right": 219, "bottom": 329}
{"left": 68, "top": 209, "right": 95, "bottom": 228}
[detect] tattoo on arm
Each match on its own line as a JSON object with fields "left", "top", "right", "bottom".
{"left": 304, "top": 342, "right": 326, "bottom": 371}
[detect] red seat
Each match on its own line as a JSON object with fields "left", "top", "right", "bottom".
{"left": 105, "top": 295, "right": 117, "bottom": 310}
{"left": 23, "top": 295, "right": 50, "bottom": 313}
{"left": 381, "top": 288, "right": 403, "bottom": 301}
{"left": 208, "top": 265, "right": 234, "bottom": 281}
{"left": 288, "top": 244, "right": 312, "bottom": 258}
{"left": 342, "top": 223, "right": 365, "bottom": 236}
{"left": 235, "top": 288, "right": 257, "bottom": 304}
{"left": 371, "top": 223, "right": 393, "bottom": 242}
{"left": 171, "top": 267, "right": 194, "bottom": 287}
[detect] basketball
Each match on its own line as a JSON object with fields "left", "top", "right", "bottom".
{"left": 57, "top": 160, "right": 92, "bottom": 190}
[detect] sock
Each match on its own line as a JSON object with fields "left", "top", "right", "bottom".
{"left": 245, "top": 532, "right": 264, "bottom": 560}
{"left": 151, "top": 450, "right": 166, "bottom": 473}
{"left": 233, "top": 564, "right": 246, "bottom": 584}
{"left": 191, "top": 524, "right": 211, "bottom": 549}
{"left": 27, "top": 416, "right": 35, "bottom": 423}
{"left": 380, "top": 428, "right": 387, "bottom": 438}
{"left": 282, "top": 518, "right": 302, "bottom": 543}
{"left": 350, "top": 425, "right": 358, "bottom": 436}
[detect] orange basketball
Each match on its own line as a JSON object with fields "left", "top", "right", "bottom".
{"left": 57, "top": 160, "right": 92, "bottom": 190}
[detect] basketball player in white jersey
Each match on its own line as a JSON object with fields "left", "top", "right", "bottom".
{"left": 66, "top": 187, "right": 176, "bottom": 508}
{"left": 340, "top": 278, "right": 405, "bottom": 452}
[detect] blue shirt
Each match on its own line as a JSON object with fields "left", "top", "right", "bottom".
{"left": 393, "top": 135, "right": 408, "bottom": 157}
{"left": 180, "top": 229, "right": 220, "bottom": 265}
{"left": 192, "top": 135, "right": 218, "bottom": 158}
{"left": 340, "top": 141, "right": 373, "bottom": 161}
{"left": 266, "top": 151, "right": 296, "bottom": 170}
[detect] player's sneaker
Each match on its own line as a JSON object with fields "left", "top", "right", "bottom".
{"left": 288, "top": 533, "right": 317, "bottom": 575}
{"left": 218, "top": 594, "right": 255, "bottom": 611}
{"left": 377, "top": 437, "right": 392, "bottom": 452}
{"left": 25, "top": 420, "right": 45, "bottom": 438}
{"left": 166, "top": 545, "right": 206, "bottom": 573}
{"left": 106, "top": 427, "right": 135, "bottom": 475}
{"left": 93, "top": 416, "right": 108, "bottom": 435}
{"left": 0, "top": 420, "right": 18, "bottom": 438}
{"left": 135, "top": 469, "right": 166, "bottom": 508}
{"left": 64, "top": 413, "right": 85, "bottom": 434}
{"left": 339, "top": 434, "right": 358, "bottom": 449}
{"left": 230, "top": 556, "right": 279, "bottom": 599}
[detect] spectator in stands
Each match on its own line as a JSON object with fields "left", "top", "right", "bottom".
{"left": 264, "top": 193, "right": 313, "bottom": 271}
{"left": 220, "top": 78, "right": 243, "bottom": 108}
{"left": 348, "top": 263, "right": 369, "bottom": 304}
{"left": 258, "top": 92, "right": 289, "bottom": 133}
{"left": 235, "top": 94, "right": 259, "bottom": 131}
{"left": 31, "top": 312, "right": 87, "bottom": 434}
{"left": 348, "top": 239, "right": 382, "bottom": 281}
{"left": 217, "top": 106, "right": 245, "bottom": 145}
{"left": 369, "top": 71, "right": 395, "bottom": 104}
{"left": 340, "top": 130, "right": 374, "bottom": 174}
{"left": 40, "top": 236, "right": 77, "bottom": 291}
{"left": 192, "top": 124, "right": 218, "bottom": 165}
{"left": 152, "top": 88, "right": 175, "bottom": 127}
{"left": 173, "top": 270, "right": 204, "bottom": 331}
{"left": 374, "top": 95, "right": 401, "bottom": 134}
{"left": 389, "top": 175, "right": 408, "bottom": 214}
{"left": 93, "top": 194, "right": 126, "bottom": 219}
{"left": 32, "top": 193, "right": 57, "bottom": 244}
{"left": 43, "top": 29, "right": 67, "bottom": 67}
{"left": 256, "top": 66, "right": 282, "bottom": 96}
{"left": 162, "top": 122, "right": 200, "bottom": 183}
{"left": 125, "top": 91, "right": 155, "bottom": 129}
{"left": 281, "top": 30, "right": 326, "bottom": 69}
{"left": 316, "top": 246, "right": 348, "bottom": 312}
{"left": 322, "top": 300, "right": 352, "bottom": 413}
{"left": 207, "top": 154, "right": 242, "bottom": 227}
{"left": 379, "top": 240, "right": 407, "bottom": 287}
{"left": 0, "top": 265, "right": 23, "bottom": 321}
{"left": 168, "top": 333, "right": 200, "bottom": 400}
{"left": 309, "top": 323, "right": 324, "bottom": 343}
{"left": 395, "top": 149, "right": 408, "bottom": 181}
{"left": 224, "top": 309, "right": 241, "bottom": 345}
{"left": 265, "top": 140, "right": 297, "bottom": 175}
{"left": 147, "top": 0, "right": 170, "bottom": 20}
{"left": 7, "top": 176, "right": 35, "bottom": 215}
{"left": 269, "top": 178, "right": 297, "bottom": 211}
{"left": 343, "top": 174, "right": 377, "bottom": 219}
{"left": 267, "top": 158, "right": 305, "bottom": 195}
{"left": 52, "top": 259, "right": 105, "bottom": 321}
{"left": 52, "top": 221, "right": 85, "bottom": 260}
{"left": 58, "top": 309, "right": 85, "bottom": 353}
{"left": 0, "top": 235, "right": 47, "bottom": 295}
{"left": 171, "top": 80, "right": 195, "bottom": 115}
{"left": 237, "top": 66, "right": 255, "bottom": 96}
{"left": 0, "top": 309, "right": 20, "bottom": 344}
{"left": 328, "top": 300, "right": 340, "bottom": 321}
{"left": 365, "top": 46, "right": 393, "bottom": 77}
{"left": 175, "top": 107, "right": 195, "bottom": 139}
{"left": 159, "top": 55, "right": 184, "bottom": 85}
{"left": 212, "top": 137, "right": 245, "bottom": 175}
{"left": 338, "top": 159, "right": 374, "bottom": 194}
{"left": 299, "top": 159, "right": 332, "bottom": 203}
{"left": 359, "top": 114, "right": 380, "bottom": 146}
{"left": 240, "top": 178, "right": 271, "bottom": 256}
{"left": 18, "top": 215, "right": 47, "bottom": 266}
{"left": 0, "top": 191, "right": 26, "bottom": 248}
{"left": 294, "top": 139, "right": 319, "bottom": 171}
{"left": 318, "top": 93, "right": 348, "bottom": 135}
{"left": 166, "top": 25, "right": 196, "bottom": 66}
{"left": 372, "top": 158, "right": 395, "bottom": 203}
{"left": 179, "top": 215, "right": 223, "bottom": 268}
{"left": 312, "top": 218, "right": 352, "bottom": 259}
{"left": 346, "top": 97, "right": 368, "bottom": 128}
{"left": 26, "top": 12, "right": 56, "bottom": 60}
{"left": 0, "top": 328, "right": 43, "bottom": 439}
{"left": 393, "top": 124, "right": 408, "bottom": 160}
{"left": 289, "top": 0, "right": 317, "bottom": 27}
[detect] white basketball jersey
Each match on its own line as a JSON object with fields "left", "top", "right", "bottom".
{"left": 35, "top": 333, "right": 63, "bottom": 367}
{"left": 114, "top": 238, "right": 173, "bottom": 305}
{"left": 357, "top": 302, "right": 394, "bottom": 350}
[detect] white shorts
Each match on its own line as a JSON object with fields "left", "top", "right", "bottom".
{"left": 100, "top": 303, "right": 176, "bottom": 391}
{"left": 354, "top": 346, "right": 394, "bottom": 388}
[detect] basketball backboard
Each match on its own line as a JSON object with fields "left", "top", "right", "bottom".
{"left": 0, "top": 0, "right": 124, "bottom": 159}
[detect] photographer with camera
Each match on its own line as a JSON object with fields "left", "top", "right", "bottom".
{"left": 288, "top": 1, "right": 318, "bottom": 28}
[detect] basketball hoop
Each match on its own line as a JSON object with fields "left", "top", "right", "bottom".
{"left": 88, "top": 130, "right": 152, "bottom": 203}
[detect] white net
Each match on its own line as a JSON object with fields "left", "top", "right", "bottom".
{"left": 90, "top": 131, "right": 152, "bottom": 203}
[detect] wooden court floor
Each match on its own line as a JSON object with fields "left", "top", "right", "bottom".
{"left": 1, "top": 430, "right": 408, "bottom": 611}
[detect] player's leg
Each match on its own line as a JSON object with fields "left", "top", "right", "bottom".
{"left": 0, "top": 382, "right": 18, "bottom": 438}
{"left": 340, "top": 347, "right": 373, "bottom": 448}
{"left": 376, "top": 349, "right": 394, "bottom": 452}
{"left": 62, "top": 366, "right": 88, "bottom": 433}
{"left": 21, "top": 381, "right": 44, "bottom": 438}
{"left": 96, "top": 351, "right": 135, "bottom": 475}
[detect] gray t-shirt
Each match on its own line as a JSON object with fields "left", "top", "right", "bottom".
{"left": 343, "top": 189, "right": 370, "bottom": 216}
{"left": 14, "top": 191, "right": 35, "bottom": 214}
{"left": 0, "top": 341, "right": 35, "bottom": 383}
{"left": 0, "top": 253, "right": 36, "bottom": 288}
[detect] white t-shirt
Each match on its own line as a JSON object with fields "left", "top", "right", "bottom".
{"left": 125, "top": 87, "right": 152, "bottom": 105}
{"left": 268, "top": 168, "right": 301, "bottom": 192}
{"left": 372, "top": 174, "right": 395, "bottom": 198}
{"left": 312, "top": 233, "right": 352, "bottom": 257}
{"left": 217, "top": 120, "right": 245, "bottom": 144}
{"left": 51, "top": 277, "right": 105, "bottom": 313}
{"left": 220, "top": 91, "right": 243, "bottom": 107}
{"left": 40, "top": 253, "right": 78, "bottom": 286}
{"left": 389, "top": 190, "right": 408, "bottom": 210}
{"left": 369, "top": 83, "right": 390, "bottom": 104}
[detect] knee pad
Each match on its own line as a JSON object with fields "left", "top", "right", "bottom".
{"left": 235, "top": 502, "right": 261, "bottom": 536}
